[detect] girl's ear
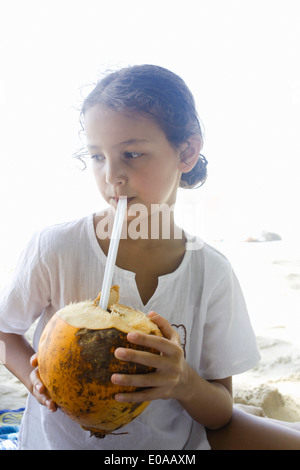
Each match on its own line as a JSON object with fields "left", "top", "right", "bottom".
{"left": 178, "top": 136, "right": 202, "bottom": 173}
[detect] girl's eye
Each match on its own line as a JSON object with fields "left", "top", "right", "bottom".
{"left": 123, "top": 152, "right": 143, "bottom": 159}
{"left": 91, "top": 154, "right": 105, "bottom": 162}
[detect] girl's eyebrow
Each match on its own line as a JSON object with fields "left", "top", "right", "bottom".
{"left": 117, "top": 139, "right": 149, "bottom": 146}
{"left": 87, "top": 144, "right": 101, "bottom": 151}
{"left": 87, "top": 139, "right": 149, "bottom": 151}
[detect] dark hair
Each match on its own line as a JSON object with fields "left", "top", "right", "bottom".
{"left": 79, "top": 64, "right": 207, "bottom": 189}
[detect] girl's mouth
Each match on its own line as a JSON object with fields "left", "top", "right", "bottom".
{"left": 110, "top": 196, "right": 135, "bottom": 206}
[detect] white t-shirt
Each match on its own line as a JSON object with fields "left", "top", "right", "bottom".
{"left": 0, "top": 214, "right": 260, "bottom": 450}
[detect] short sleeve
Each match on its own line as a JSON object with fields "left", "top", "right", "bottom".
{"left": 0, "top": 231, "right": 51, "bottom": 334}
{"left": 199, "top": 264, "right": 260, "bottom": 380}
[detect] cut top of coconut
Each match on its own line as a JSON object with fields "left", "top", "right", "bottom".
{"left": 93, "top": 285, "right": 120, "bottom": 308}
{"left": 56, "top": 286, "right": 162, "bottom": 336}
{"left": 56, "top": 301, "right": 161, "bottom": 336}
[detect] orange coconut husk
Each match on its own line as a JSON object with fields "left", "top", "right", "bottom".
{"left": 37, "top": 286, "right": 162, "bottom": 438}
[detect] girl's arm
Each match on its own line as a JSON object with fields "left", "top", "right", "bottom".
{"left": 207, "top": 406, "right": 300, "bottom": 450}
{"left": 111, "top": 313, "right": 233, "bottom": 430}
{"left": 0, "top": 331, "right": 34, "bottom": 391}
{"left": 0, "top": 331, "right": 57, "bottom": 412}
{"left": 177, "top": 372, "right": 233, "bottom": 430}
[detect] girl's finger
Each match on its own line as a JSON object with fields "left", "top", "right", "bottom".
{"left": 31, "top": 369, "right": 46, "bottom": 396}
{"left": 30, "top": 364, "right": 58, "bottom": 412}
{"left": 45, "top": 399, "right": 58, "bottom": 412}
{"left": 114, "top": 346, "right": 169, "bottom": 369}
{"left": 114, "top": 385, "right": 170, "bottom": 403}
{"left": 30, "top": 353, "right": 38, "bottom": 367}
{"left": 147, "top": 312, "right": 180, "bottom": 344}
{"left": 33, "top": 382, "right": 57, "bottom": 412}
{"left": 126, "top": 331, "right": 179, "bottom": 357}
{"left": 111, "top": 371, "right": 164, "bottom": 388}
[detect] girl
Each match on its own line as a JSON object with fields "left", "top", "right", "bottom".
{"left": 0, "top": 65, "right": 298, "bottom": 450}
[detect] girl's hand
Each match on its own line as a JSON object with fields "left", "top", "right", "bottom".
{"left": 111, "top": 312, "right": 189, "bottom": 403}
{"left": 30, "top": 353, "right": 57, "bottom": 412}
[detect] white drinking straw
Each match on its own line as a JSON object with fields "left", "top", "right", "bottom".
{"left": 99, "top": 197, "right": 127, "bottom": 311}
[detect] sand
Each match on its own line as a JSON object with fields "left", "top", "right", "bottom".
{"left": 216, "top": 239, "right": 300, "bottom": 424}
{"left": 1, "top": 239, "right": 300, "bottom": 427}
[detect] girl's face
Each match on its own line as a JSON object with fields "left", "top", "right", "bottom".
{"left": 84, "top": 104, "right": 184, "bottom": 213}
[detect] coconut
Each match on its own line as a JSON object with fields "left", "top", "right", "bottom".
{"left": 37, "top": 286, "right": 162, "bottom": 438}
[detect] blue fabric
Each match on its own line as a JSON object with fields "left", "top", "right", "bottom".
{"left": 0, "top": 408, "right": 25, "bottom": 450}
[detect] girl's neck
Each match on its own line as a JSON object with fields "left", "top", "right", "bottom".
{"left": 93, "top": 210, "right": 186, "bottom": 305}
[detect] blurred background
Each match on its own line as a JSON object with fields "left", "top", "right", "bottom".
{"left": 1, "top": 0, "right": 300, "bottom": 420}
{"left": 0, "top": 0, "right": 300, "bottom": 266}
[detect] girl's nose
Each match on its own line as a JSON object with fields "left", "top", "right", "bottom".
{"left": 105, "top": 160, "right": 127, "bottom": 186}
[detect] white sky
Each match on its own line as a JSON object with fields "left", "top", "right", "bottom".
{"left": 1, "top": 0, "right": 300, "bottom": 265}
